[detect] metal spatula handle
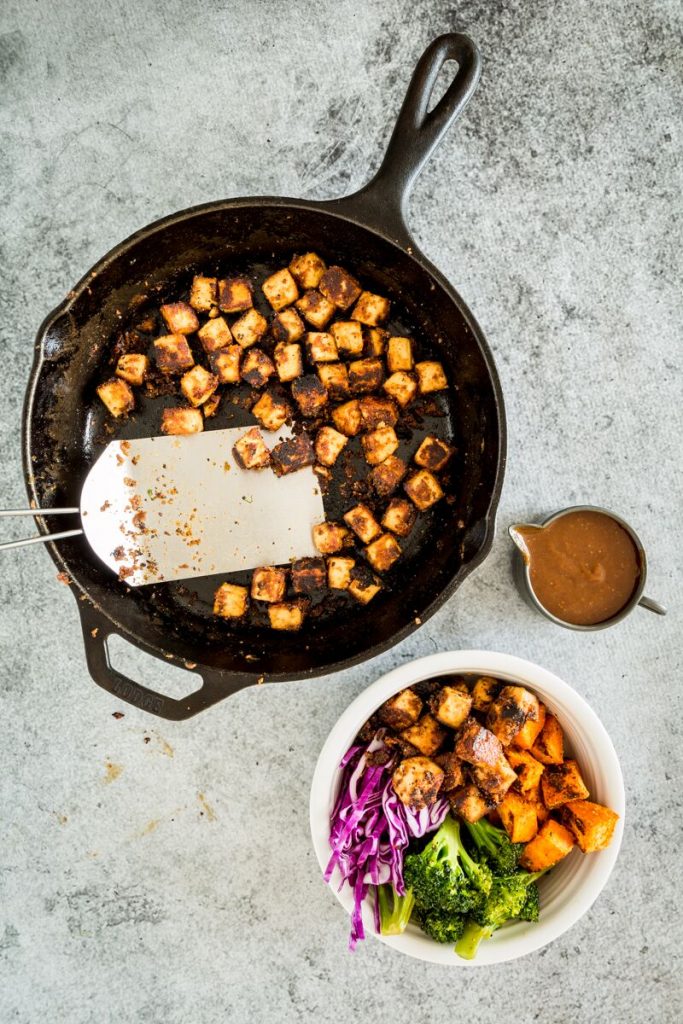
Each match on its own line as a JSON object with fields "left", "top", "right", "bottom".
{"left": 0, "top": 507, "right": 82, "bottom": 550}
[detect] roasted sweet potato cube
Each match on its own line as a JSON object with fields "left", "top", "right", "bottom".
{"left": 218, "top": 276, "right": 253, "bottom": 313}
{"left": 271, "top": 307, "right": 305, "bottom": 344}
{"left": 289, "top": 252, "right": 326, "bottom": 290}
{"left": 519, "top": 819, "right": 575, "bottom": 871}
{"left": 429, "top": 686, "right": 473, "bottom": 730}
{"left": 202, "top": 392, "right": 221, "bottom": 418}
{"left": 400, "top": 713, "right": 447, "bottom": 757}
{"left": 210, "top": 344, "right": 241, "bottom": 384}
{"left": 454, "top": 718, "right": 505, "bottom": 768}
{"left": 327, "top": 556, "right": 355, "bottom": 590}
{"left": 305, "top": 331, "right": 338, "bottom": 363}
{"left": 415, "top": 360, "right": 448, "bottom": 393}
{"left": 214, "top": 582, "right": 248, "bottom": 618}
{"left": 362, "top": 326, "right": 388, "bottom": 357}
{"left": 296, "top": 290, "right": 335, "bottom": 329}
{"left": 387, "top": 336, "right": 414, "bottom": 372}
{"left": 370, "top": 455, "right": 407, "bottom": 497}
{"left": 531, "top": 714, "right": 564, "bottom": 765}
{"left": 154, "top": 335, "right": 194, "bottom": 374}
{"left": 358, "top": 395, "right": 398, "bottom": 430}
{"left": 268, "top": 599, "right": 307, "bottom": 631}
{"left": 351, "top": 290, "right": 391, "bottom": 326}
{"left": 471, "top": 754, "right": 518, "bottom": 805}
{"left": 319, "top": 266, "right": 361, "bottom": 310}
{"left": 448, "top": 784, "right": 493, "bottom": 823}
{"left": 161, "top": 407, "right": 203, "bottom": 435}
{"left": 262, "top": 267, "right": 299, "bottom": 311}
{"left": 312, "top": 521, "right": 351, "bottom": 554}
{"left": 291, "top": 557, "right": 326, "bottom": 595}
{"left": 347, "top": 565, "right": 382, "bottom": 604}
{"left": 403, "top": 469, "right": 444, "bottom": 510}
{"left": 470, "top": 676, "right": 500, "bottom": 712}
{"left": 507, "top": 748, "right": 545, "bottom": 796}
{"left": 498, "top": 790, "right": 538, "bottom": 843}
{"left": 365, "top": 532, "right": 401, "bottom": 573}
{"left": 541, "top": 760, "right": 590, "bottom": 809}
{"left": 331, "top": 400, "right": 361, "bottom": 436}
{"left": 434, "top": 752, "right": 464, "bottom": 792}
{"left": 160, "top": 301, "right": 199, "bottom": 335}
{"left": 251, "top": 390, "right": 290, "bottom": 431}
{"left": 116, "top": 353, "right": 148, "bottom": 387}
{"left": 330, "top": 320, "right": 364, "bottom": 357}
{"left": 362, "top": 425, "right": 399, "bottom": 466}
{"left": 343, "top": 504, "right": 382, "bottom": 544}
{"left": 198, "top": 316, "right": 232, "bottom": 353}
{"left": 97, "top": 378, "right": 134, "bottom": 417}
{"left": 273, "top": 342, "right": 303, "bottom": 382}
{"left": 487, "top": 685, "right": 541, "bottom": 746}
{"left": 251, "top": 566, "right": 287, "bottom": 604}
{"left": 381, "top": 498, "right": 417, "bottom": 538}
{"left": 515, "top": 702, "right": 547, "bottom": 750}
{"left": 378, "top": 688, "right": 423, "bottom": 730}
{"left": 232, "top": 308, "right": 268, "bottom": 349}
{"left": 233, "top": 426, "right": 271, "bottom": 469}
{"left": 315, "top": 425, "right": 348, "bottom": 466}
{"left": 560, "top": 800, "right": 619, "bottom": 852}
{"left": 348, "top": 357, "right": 384, "bottom": 393}
{"left": 180, "top": 365, "right": 219, "bottom": 407}
{"left": 241, "top": 348, "right": 275, "bottom": 389}
{"left": 270, "top": 432, "right": 315, "bottom": 476}
{"left": 189, "top": 275, "right": 217, "bottom": 312}
{"left": 317, "top": 362, "right": 349, "bottom": 399}
{"left": 392, "top": 756, "right": 444, "bottom": 809}
{"left": 383, "top": 370, "right": 417, "bottom": 408}
{"left": 414, "top": 435, "right": 455, "bottom": 473}
{"left": 291, "top": 375, "right": 328, "bottom": 417}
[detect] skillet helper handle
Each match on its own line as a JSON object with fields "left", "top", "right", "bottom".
{"left": 78, "top": 604, "right": 252, "bottom": 720}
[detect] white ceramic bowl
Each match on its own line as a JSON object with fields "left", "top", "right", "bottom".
{"left": 310, "top": 651, "right": 625, "bottom": 965}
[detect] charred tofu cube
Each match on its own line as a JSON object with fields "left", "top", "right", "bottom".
{"left": 331, "top": 399, "right": 361, "bottom": 436}
{"left": 180, "top": 365, "right": 219, "bottom": 407}
{"left": 317, "top": 362, "right": 349, "bottom": 399}
{"left": 404, "top": 469, "right": 444, "bottom": 510}
{"left": 351, "top": 290, "right": 391, "bottom": 326}
{"left": 315, "top": 425, "right": 348, "bottom": 466}
{"left": 198, "top": 316, "right": 232, "bottom": 353}
{"left": 541, "top": 760, "right": 590, "bottom": 809}
{"left": 97, "top": 378, "right": 134, "bottom": 417}
{"left": 270, "top": 432, "right": 315, "bottom": 476}
{"left": 218, "top": 276, "right": 253, "bottom": 313}
{"left": 210, "top": 344, "right": 241, "bottom": 384}
{"left": 470, "top": 754, "right": 518, "bottom": 805}
{"left": 271, "top": 307, "right": 305, "bottom": 344}
{"left": 415, "top": 360, "right": 448, "bottom": 393}
{"left": 241, "top": 348, "right": 275, "bottom": 389}
{"left": 189, "top": 275, "right": 217, "bottom": 312}
{"left": 319, "top": 266, "right": 362, "bottom": 310}
{"left": 202, "top": 392, "right": 221, "bottom": 418}
{"left": 291, "top": 557, "right": 326, "bottom": 594}
{"left": 370, "top": 455, "right": 407, "bottom": 497}
{"left": 161, "top": 407, "right": 203, "bottom": 435}
{"left": 362, "top": 327, "right": 388, "bottom": 357}
{"left": 233, "top": 426, "right": 271, "bottom": 469}
{"left": 471, "top": 676, "right": 501, "bottom": 712}
{"left": 268, "top": 599, "right": 307, "bottom": 631}
{"left": 116, "top": 353, "right": 148, "bottom": 387}
{"left": 429, "top": 686, "right": 473, "bottom": 730}
{"left": 400, "top": 713, "right": 447, "bottom": 757}
{"left": 213, "top": 582, "right": 248, "bottom": 618}
{"left": 250, "top": 566, "right": 287, "bottom": 604}
{"left": 289, "top": 252, "right": 327, "bottom": 290}
{"left": 487, "top": 686, "right": 541, "bottom": 746}
{"left": 392, "top": 756, "right": 444, "bottom": 810}
{"left": 154, "top": 334, "right": 194, "bottom": 374}
{"left": 358, "top": 396, "right": 398, "bottom": 430}
{"left": 414, "top": 435, "right": 455, "bottom": 472}
{"left": 343, "top": 504, "right": 382, "bottom": 544}
{"left": 365, "top": 532, "right": 401, "bottom": 573}
{"left": 381, "top": 498, "right": 416, "bottom": 538}
{"left": 361, "top": 425, "right": 398, "bottom": 466}
{"left": 291, "top": 375, "right": 328, "bottom": 417}
{"left": 383, "top": 370, "right": 417, "bottom": 407}
{"left": 330, "top": 320, "right": 364, "bottom": 357}
{"left": 454, "top": 717, "right": 505, "bottom": 769}
{"left": 327, "top": 556, "right": 355, "bottom": 590}
{"left": 296, "top": 290, "right": 335, "bottom": 329}
{"left": 232, "top": 308, "right": 268, "bottom": 349}
{"left": 273, "top": 342, "right": 303, "bottom": 382}
{"left": 387, "top": 336, "right": 414, "bottom": 372}
{"left": 160, "top": 301, "right": 199, "bottom": 335}
{"left": 251, "top": 390, "right": 290, "bottom": 431}
{"left": 559, "top": 800, "right": 619, "bottom": 853}
{"left": 312, "top": 521, "right": 351, "bottom": 554}
{"left": 448, "top": 784, "right": 493, "bottom": 823}
{"left": 348, "top": 357, "right": 384, "bottom": 393}
{"left": 305, "top": 331, "right": 338, "bottom": 363}
{"left": 378, "top": 686, "right": 421, "bottom": 732}
{"left": 347, "top": 565, "right": 382, "bottom": 604}
{"left": 262, "top": 268, "right": 299, "bottom": 311}
{"left": 434, "top": 752, "right": 464, "bottom": 793}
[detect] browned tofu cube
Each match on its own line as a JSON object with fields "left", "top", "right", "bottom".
{"left": 241, "top": 348, "right": 275, "bottom": 389}
{"left": 381, "top": 498, "right": 416, "bottom": 538}
{"left": 387, "top": 336, "right": 414, "bottom": 372}
{"left": 262, "top": 267, "right": 299, "bottom": 311}
{"left": 305, "top": 331, "right": 338, "bottom": 363}
{"left": 271, "top": 307, "right": 305, "bottom": 344}
{"left": 327, "top": 555, "right": 355, "bottom": 590}
{"left": 348, "top": 357, "right": 384, "bottom": 393}
{"left": 268, "top": 599, "right": 307, "bottom": 631}
{"left": 317, "top": 362, "right": 349, "bottom": 399}
{"left": 97, "top": 378, "right": 134, "bottom": 417}
{"left": 365, "top": 532, "right": 401, "bottom": 573}
{"left": 189, "top": 275, "right": 217, "bottom": 312}
{"left": 541, "top": 760, "right": 590, "bottom": 809}
{"left": 415, "top": 360, "right": 448, "bottom": 393}
{"left": 454, "top": 717, "right": 505, "bottom": 769}
{"left": 400, "top": 713, "right": 447, "bottom": 757}
{"left": 362, "top": 326, "right": 388, "bottom": 357}
{"left": 251, "top": 390, "right": 290, "bottom": 431}
{"left": 232, "top": 308, "right": 268, "bottom": 349}
{"left": 347, "top": 565, "right": 382, "bottom": 604}
{"left": 559, "top": 800, "right": 619, "bottom": 853}
{"left": 434, "top": 752, "right": 464, "bottom": 793}
{"left": 291, "top": 557, "right": 326, "bottom": 594}
{"left": 116, "top": 353, "right": 148, "bottom": 387}
{"left": 351, "top": 290, "right": 391, "bottom": 326}
{"left": 218, "top": 276, "right": 253, "bottom": 313}
{"left": 202, "top": 392, "right": 221, "bottom": 418}
{"left": 487, "top": 686, "right": 541, "bottom": 746}
{"left": 273, "top": 342, "right": 303, "bottom": 382}
{"left": 198, "top": 316, "right": 232, "bottom": 353}
{"left": 331, "top": 399, "right": 361, "bottom": 436}
{"left": 377, "top": 687, "right": 423, "bottom": 730}
{"left": 233, "top": 426, "right": 271, "bottom": 469}
{"left": 289, "top": 252, "right": 326, "bottom": 290}
{"left": 296, "top": 290, "right": 335, "bottom": 329}
{"left": 383, "top": 370, "right": 417, "bottom": 407}
{"left": 312, "top": 521, "right": 351, "bottom": 554}
{"left": 370, "top": 455, "right": 407, "bottom": 497}
{"left": 270, "top": 432, "right": 315, "bottom": 476}
{"left": 214, "top": 582, "right": 248, "bottom": 618}
{"left": 429, "top": 686, "right": 473, "bottom": 730}
{"left": 180, "top": 365, "right": 219, "bottom": 407}
{"left": 343, "top": 504, "right": 382, "bottom": 544}
{"left": 404, "top": 469, "right": 444, "bottom": 510}
{"left": 361, "top": 425, "right": 399, "bottom": 466}
{"left": 470, "top": 754, "right": 518, "bottom": 805}
{"left": 358, "top": 396, "right": 398, "bottom": 430}
{"left": 291, "top": 375, "right": 328, "bottom": 417}
{"left": 154, "top": 334, "right": 194, "bottom": 374}
{"left": 330, "top": 320, "right": 364, "bottom": 357}
{"left": 160, "top": 301, "right": 199, "bottom": 335}
{"left": 251, "top": 566, "right": 287, "bottom": 603}
{"left": 210, "top": 344, "right": 241, "bottom": 384}
{"left": 392, "top": 756, "right": 444, "bottom": 810}
{"left": 414, "top": 435, "right": 455, "bottom": 472}
{"left": 471, "top": 676, "right": 500, "bottom": 712}
{"left": 319, "top": 266, "right": 362, "bottom": 310}
{"left": 161, "top": 407, "right": 204, "bottom": 435}
{"left": 448, "top": 784, "right": 494, "bottom": 823}
{"left": 315, "top": 425, "right": 348, "bottom": 466}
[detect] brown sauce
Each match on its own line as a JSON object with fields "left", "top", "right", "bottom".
{"left": 516, "top": 510, "right": 641, "bottom": 625}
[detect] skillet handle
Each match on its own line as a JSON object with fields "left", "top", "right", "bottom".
{"left": 78, "top": 604, "right": 252, "bottom": 720}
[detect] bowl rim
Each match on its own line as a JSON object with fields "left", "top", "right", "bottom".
{"left": 309, "top": 650, "right": 625, "bottom": 966}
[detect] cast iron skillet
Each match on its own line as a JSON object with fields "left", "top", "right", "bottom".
{"left": 23, "top": 34, "right": 506, "bottom": 719}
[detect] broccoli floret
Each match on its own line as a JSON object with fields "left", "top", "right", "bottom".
{"left": 464, "top": 817, "right": 523, "bottom": 875}
{"left": 416, "top": 908, "right": 466, "bottom": 944}
{"left": 403, "top": 815, "right": 493, "bottom": 916}
{"left": 377, "top": 884, "right": 415, "bottom": 935}
{"left": 455, "top": 919, "right": 496, "bottom": 959}
{"left": 455, "top": 870, "right": 545, "bottom": 960}
{"left": 518, "top": 882, "right": 540, "bottom": 922}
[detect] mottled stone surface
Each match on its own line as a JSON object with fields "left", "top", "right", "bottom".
{"left": 0, "top": 1, "right": 681, "bottom": 1022}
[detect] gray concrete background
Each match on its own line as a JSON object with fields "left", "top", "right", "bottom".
{"left": 1, "top": 1, "right": 681, "bottom": 1021}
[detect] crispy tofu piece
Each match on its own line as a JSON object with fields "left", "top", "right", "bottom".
{"left": 560, "top": 800, "right": 619, "bottom": 853}
{"left": 530, "top": 714, "right": 564, "bottom": 765}
{"left": 351, "top": 290, "right": 391, "bottom": 326}
{"left": 365, "top": 532, "right": 401, "bottom": 573}
{"left": 233, "top": 426, "right": 271, "bottom": 469}
{"left": 387, "top": 336, "right": 414, "bottom": 372}
{"left": 383, "top": 370, "right": 417, "bottom": 407}
{"left": 231, "top": 308, "right": 268, "bottom": 349}
{"left": 213, "top": 582, "right": 248, "bottom": 618}
{"left": 273, "top": 342, "right": 303, "bottom": 382}
{"left": 330, "top": 320, "right": 364, "bottom": 357}
{"left": 161, "top": 407, "right": 203, "bottom": 435}
{"left": 319, "top": 266, "right": 361, "bottom": 310}
{"left": 218, "top": 276, "right": 253, "bottom": 313}
{"left": 347, "top": 565, "right": 382, "bottom": 604}
{"left": 312, "top": 521, "right": 351, "bottom": 554}
{"left": 448, "top": 784, "right": 493, "bottom": 823}
{"left": 270, "top": 432, "right": 315, "bottom": 476}
{"left": 471, "top": 754, "right": 518, "bottom": 805}
{"left": 327, "top": 555, "right": 355, "bottom": 590}
{"left": 403, "top": 469, "right": 444, "bottom": 510}
{"left": 305, "top": 331, "right": 338, "bottom": 363}
{"left": 400, "top": 713, "right": 447, "bottom": 757}
{"left": 429, "top": 686, "right": 473, "bottom": 730}
{"left": 378, "top": 688, "right": 423, "bottom": 730}
{"left": 268, "top": 599, "right": 307, "bottom": 631}
{"left": 291, "top": 375, "right": 328, "bottom": 417}
{"left": 154, "top": 334, "right": 194, "bottom": 374}
{"left": 331, "top": 399, "right": 362, "bottom": 436}
{"left": 392, "top": 756, "right": 444, "bottom": 810}
{"left": 262, "top": 267, "right": 299, "bottom": 311}
{"left": 250, "top": 566, "right": 287, "bottom": 603}
{"left": 434, "top": 752, "right": 465, "bottom": 792}
{"left": 180, "top": 365, "right": 219, "bottom": 407}
{"left": 343, "top": 504, "right": 382, "bottom": 544}
{"left": 358, "top": 395, "right": 399, "bottom": 430}
{"left": 498, "top": 790, "right": 538, "bottom": 843}
{"left": 241, "top": 348, "right": 275, "bottom": 389}
{"left": 97, "top": 378, "right": 134, "bottom": 417}
{"left": 115, "top": 353, "right": 148, "bottom": 387}
{"left": 519, "top": 819, "right": 575, "bottom": 871}
{"left": 289, "top": 252, "right": 326, "bottom": 290}
{"left": 370, "top": 455, "right": 407, "bottom": 497}
{"left": 210, "top": 344, "right": 241, "bottom": 384}
{"left": 348, "top": 357, "right": 384, "bottom": 394}
{"left": 541, "top": 760, "right": 590, "bottom": 809}
{"left": 381, "top": 498, "right": 416, "bottom": 538}
{"left": 317, "top": 362, "right": 349, "bottom": 399}
{"left": 362, "top": 326, "right": 388, "bottom": 357}
{"left": 198, "top": 316, "right": 232, "bottom": 353}
{"left": 202, "top": 392, "right": 221, "bottom": 418}
{"left": 514, "top": 702, "right": 547, "bottom": 750}
{"left": 415, "top": 360, "right": 448, "bottom": 393}
{"left": 454, "top": 717, "right": 505, "bottom": 768}
{"left": 271, "top": 307, "right": 305, "bottom": 344}
{"left": 414, "top": 435, "right": 455, "bottom": 473}
{"left": 487, "top": 686, "right": 541, "bottom": 746}
{"left": 362, "top": 425, "right": 399, "bottom": 466}
{"left": 470, "top": 676, "right": 500, "bottom": 712}
{"left": 160, "top": 301, "right": 199, "bottom": 335}
{"left": 291, "top": 557, "right": 326, "bottom": 595}
{"left": 251, "top": 391, "right": 290, "bottom": 431}
{"left": 507, "top": 748, "right": 545, "bottom": 796}
{"left": 296, "top": 290, "right": 335, "bottom": 329}
{"left": 315, "top": 425, "right": 348, "bottom": 466}
{"left": 189, "top": 275, "right": 217, "bottom": 312}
